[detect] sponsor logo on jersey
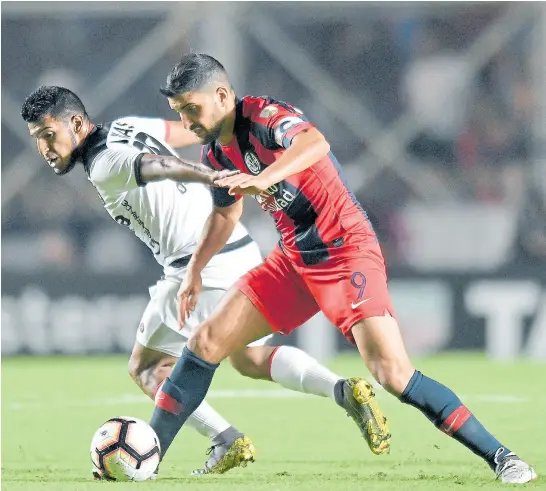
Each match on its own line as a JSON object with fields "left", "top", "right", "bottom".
{"left": 254, "top": 184, "right": 296, "bottom": 212}
{"left": 244, "top": 151, "right": 262, "bottom": 175}
{"left": 119, "top": 200, "right": 160, "bottom": 255}
{"left": 259, "top": 105, "right": 279, "bottom": 118}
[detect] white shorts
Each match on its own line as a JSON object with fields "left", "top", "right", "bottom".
{"left": 136, "top": 244, "right": 273, "bottom": 357}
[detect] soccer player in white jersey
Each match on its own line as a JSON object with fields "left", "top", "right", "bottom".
{"left": 22, "top": 86, "right": 391, "bottom": 477}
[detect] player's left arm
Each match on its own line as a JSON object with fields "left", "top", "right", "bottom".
{"left": 258, "top": 127, "right": 330, "bottom": 186}
{"left": 214, "top": 127, "right": 329, "bottom": 195}
{"left": 214, "top": 104, "right": 330, "bottom": 194}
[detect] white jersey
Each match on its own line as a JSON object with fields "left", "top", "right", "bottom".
{"left": 74, "top": 116, "right": 254, "bottom": 287}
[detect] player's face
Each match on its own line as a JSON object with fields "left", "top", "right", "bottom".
{"left": 168, "top": 87, "right": 228, "bottom": 144}
{"left": 28, "top": 114, "right": 82, "bottom": 175}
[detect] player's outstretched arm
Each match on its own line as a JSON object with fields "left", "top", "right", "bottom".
{"left": 138, "top": 154, "right": 237, "bottom": 186}
{"left": 177, "top": 199, "right": 244, "bottom": 328}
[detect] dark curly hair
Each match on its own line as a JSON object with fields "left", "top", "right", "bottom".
{"left": 21, "top": 86, "right": 88, "bottom": 123}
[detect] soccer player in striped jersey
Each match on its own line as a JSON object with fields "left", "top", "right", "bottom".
{"left": 148, "top": 54, "right": 536, "bottom": 484}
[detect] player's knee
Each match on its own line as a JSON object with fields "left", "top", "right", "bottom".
{"left": 187, "top": 322, "right": 226, "bottom": 364}
{"left": 368, "top": 359, "right": 414, "bottom": 397}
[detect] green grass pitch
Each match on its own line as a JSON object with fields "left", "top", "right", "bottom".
{"left": 2, "top": 353, "right": 544, "bottom": 490}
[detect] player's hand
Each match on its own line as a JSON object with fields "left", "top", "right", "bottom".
{"left": 211, "top": 169, "right": 240, "bottom": 185}
{"left": 213, "top": 173, "right": 272, "bottom": 196}
{"left": 177, "top": 267, "right": 202, "bottom": 329}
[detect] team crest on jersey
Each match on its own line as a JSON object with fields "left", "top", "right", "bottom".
{"left": 244, "top": 151, "right": 262, "bottom": 175}
{"left": 259, "top": 105, "right": 279, "bottom": 118}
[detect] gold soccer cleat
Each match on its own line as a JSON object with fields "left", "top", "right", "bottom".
{"left": 191, "top": 436, "right": 256, "bottom": 475}
{"left": 342, "top": 377, "right": 391, "bottom": 455}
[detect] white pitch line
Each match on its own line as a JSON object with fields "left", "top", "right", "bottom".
{"left": 6, "top": 389, "right": 305, "bottom": 410}
{"left": 5, "top": 389, "right": 539, "bottom": 410}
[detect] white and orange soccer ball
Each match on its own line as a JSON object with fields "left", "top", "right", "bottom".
{"left": 90, "top": 416, "right": 160, "bottom": 481}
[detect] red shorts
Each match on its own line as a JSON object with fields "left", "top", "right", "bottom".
{"left": 236, "top": 238, "right": 396, "bottom": 343}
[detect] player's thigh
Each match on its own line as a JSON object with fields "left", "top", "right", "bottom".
{"left": 147, "top": 278, "right": 230, "bottom": 342}
{"left": 188, "top": 248, "right": 318, "bottom": 363}
{"left": 236, "top": 246, "right": 320, "bottom": 337}
{"left": 135, "top": 286, "right": 189, "bottom": 360}
{"left": 181, "top": 285, "right": 277, "bottom": 352}
{"left": 155, "top": 275, "right": 277, "bottom": 352}
{"left": 187, "top": 287, "right": 274, "bottom": 363}
{"left": 351, "top": 315, "right": 414, "bottom": 396}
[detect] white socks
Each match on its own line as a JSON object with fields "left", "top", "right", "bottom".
{"left": 269, "top": 345, "right": 342, "bottom": 401}
{"left": 186, "top": 399, "right": 231, "bottom": 440}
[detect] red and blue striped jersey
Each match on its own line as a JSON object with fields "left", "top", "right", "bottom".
{"left": 201, "top": 95, "right": 374, "bottom": 266}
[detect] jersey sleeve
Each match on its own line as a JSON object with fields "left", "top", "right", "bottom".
{"left": 249, "top": 99, "right": 315, "bottom": 149}
{"left": 201, "top": 146, "right": 242, "bottom": 208}
{"left": 89, "top": 146, "right": 146, "bottom": 191}
{"left": 112, "top": 117, "right": 167, "bottom": 143}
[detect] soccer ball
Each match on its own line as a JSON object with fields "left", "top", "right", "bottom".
{"left": 90, "top": 416, "right": 160, "bottom": 481}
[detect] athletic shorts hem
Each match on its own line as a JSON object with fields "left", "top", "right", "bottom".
{"left": 337, "top": 306, "right": 397, "bottom": 344}
{"left": 134, "top": 337, "right": 184, "bottom": 358}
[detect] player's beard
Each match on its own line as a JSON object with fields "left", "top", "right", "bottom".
{"left": 200, "top": 122, "right": 223, "bottom": 145}
{"left": 54, "top": 126, "right": 79, "bottom": 176}
{"left": 53, "top": 158, "right": 77, "bottom": 176}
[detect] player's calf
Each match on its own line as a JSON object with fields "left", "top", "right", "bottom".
{"left": 228, "top": 347, "right": 273, "bottom": 379}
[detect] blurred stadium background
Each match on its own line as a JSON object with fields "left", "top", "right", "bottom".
{"left": 2, "top": 2, "right": 546, "bottom": 362}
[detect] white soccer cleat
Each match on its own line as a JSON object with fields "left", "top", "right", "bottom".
{"left": 495, "top": 452, "right": 537, "bottom": 484}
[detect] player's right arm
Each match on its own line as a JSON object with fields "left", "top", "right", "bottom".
{"left": 189, "top": 199, "right": 244, "bottom": 273}
{"left": 98, "top": 118, "right": 237, "bottom": 188}
{"left": 177, "top": 146, "right": 244, "bottom": 328}
{"left": 177, "top": 198, "right": 244, "bottom": 328}
{"left": 91, "top": 146, "right": 238, "bottom": 191}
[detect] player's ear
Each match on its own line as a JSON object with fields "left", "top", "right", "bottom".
{"left": 216, "top": 86, "right": 229, "bottom": 107}
{"left": 71, "top": 114, "right": 84, "bottom": 134}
